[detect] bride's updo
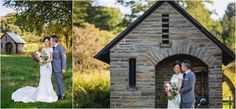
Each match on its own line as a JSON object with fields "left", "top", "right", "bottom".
{"left": 43, "top": 36, "right": 50, "bottom": 42}
{"left": 43, "top": 36, "right": 51, "bottom": 47}
{"left": 173, "top": 60, "right": 182, "bottom": 67}
{"left": 173, "top": 60, "right": 182, "bottom": 73}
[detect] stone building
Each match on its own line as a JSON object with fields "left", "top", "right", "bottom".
{"left": 95, "top": 1, "right": 235, "bottom": 108}
{"left": 1, "top": 32, "right": 26, "bottom": 54}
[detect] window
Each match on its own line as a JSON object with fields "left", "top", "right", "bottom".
{"left": 162, "top": 14, "right": 169, "bottom": 44}
{"left": 129, "top": 58, "right": 136, "bottom": 87}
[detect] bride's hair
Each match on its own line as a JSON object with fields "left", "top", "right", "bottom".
{"left": 173, "top": 60, "right": 182, "bottom": 67}
{"left": 43, "top": 36, "right": 50, "bottom": 42}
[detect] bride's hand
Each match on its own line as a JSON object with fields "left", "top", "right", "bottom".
{"left": 39, "top": 59, "right": 43, "bottom": 63}
{"left": 178, "top": 89, "right": 182, "bottom": 94}
{"left": 46, "top": 59, "right": 52, "bottom": 63}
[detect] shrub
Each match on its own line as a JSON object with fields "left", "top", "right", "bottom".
{"left": 73, "top": 70, "right": 110, "bottom": 108}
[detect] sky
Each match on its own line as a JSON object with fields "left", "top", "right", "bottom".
{"left": 95, "top": 0, "right": 236, "bottom": 21}
{"left": 1, "top": 0, "right": 235, "bottom": 21}
{"left": 0, "top": 1, "right": 15, "bottom": 16}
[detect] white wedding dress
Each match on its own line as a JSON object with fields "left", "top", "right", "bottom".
{"left": 12, "top": 48, "right": 58, "bottom": 103}
{"left": 167, "top": 73, "right": 183, "bottom": 109}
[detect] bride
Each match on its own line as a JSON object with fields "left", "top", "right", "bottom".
{"left": 167, "top": 61, "right": 183, "bottom": 108}
{"left": 12, "top": 37, "right": 58, "bottom": 103}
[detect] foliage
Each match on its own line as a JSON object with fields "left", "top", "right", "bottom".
{"left": 3, "top": 1, "right": 72, "bottom": 48}
{"left": 0, "top": 13, "right": 21, "bottom": 34}
{"left": 23, "top": 43, "right": 40, "bottom": 55}
{"left": 73, "top": 0, "right": 124, "bottom": 33}
{"left": 183, "top": 1, "right": 223, "bottom": 42}
{"left": 73, "top": 0, "right": 91, "bottom": 26}
{"left": 221, "top": 3, "right": 235, "bottom": 51}
{"left": 72, "top": 23, "right": 112, "bottom": 107}
{"left": 21, "top": 32, "right": 41, "bottom": 43}
{"left": 116, "top": 0, "right": 156, "bottom": 27}
{"left": 1, "top": 55, "right": 72, "bottom": 108}
{"left": 72, "top": 23, "right": 114, "bottom": 73}
{"left": 73, "top": 70, "right": 110, "bottom": 108}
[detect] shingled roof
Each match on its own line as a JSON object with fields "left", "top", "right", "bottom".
{"left": 94, "top": 1, "right": 235, "bottom": 65}
{"left": 1, "top": 32, "right": 26, "bottom": 44}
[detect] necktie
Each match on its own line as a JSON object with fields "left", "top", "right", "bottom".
{"left": 53, "top": 46, "right": 55, "bottom": 50}
{"left": 183, "top": 73, "right": 186, "bottom": 78}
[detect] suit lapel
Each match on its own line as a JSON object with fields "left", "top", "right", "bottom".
{"left": 54, "top": 45, "right": 59, "bottom": 51}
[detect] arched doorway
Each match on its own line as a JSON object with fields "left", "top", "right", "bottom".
{"left": 5, "top": 42, "right": 13, "bottom": 54}
{"left": 155, "top": 54, "right": 209, "bottom": 108}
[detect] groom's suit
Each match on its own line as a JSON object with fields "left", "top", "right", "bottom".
{"left": 180, "top": 70, "right": 196, "bottom": 108}
{"left": 52, "top": 44, "right": 66, "bottom": 96}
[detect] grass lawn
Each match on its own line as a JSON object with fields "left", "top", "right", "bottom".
{"left": 1, "top": 54, "right": 72, "bottom": 108}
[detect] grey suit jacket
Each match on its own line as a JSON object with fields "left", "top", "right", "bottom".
{"left": 52, "top": 44, "right": 66, "bottom": 73}
{"left": 180, "top": 70, "right": 196, "bottom": 103}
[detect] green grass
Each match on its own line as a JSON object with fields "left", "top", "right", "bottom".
{"left": 73, "top": 70, "right": 110, "bottom": 108}
{"left": 1, "top": 54, "right": 72, "bottom": 108}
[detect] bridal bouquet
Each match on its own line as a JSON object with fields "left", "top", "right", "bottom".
{"left": 32, "top": 50, "right": 49, "bottom": 66}
{"left": 164, "top": 81, "right": 178, "bottom": 100}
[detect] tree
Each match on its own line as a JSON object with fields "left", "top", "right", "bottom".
{"left": 221, "top": 3, "right": 235, "bottom": 51}
{"left": 73, "top": 1, "right": 123, "bottom": 33}
{"left": 225, "top": 3, "right": 236, "bottom": 19}
{"left": 4, "top": 1, "right": 72, "bottom": 48}
{"left": 73, "top": 0, "right": 91, "bottom": 26}
{"left": 183, "top": 1, "right": 222, "bottom": 41}
{"left": 0, "top": 13, "right": 21, "bottom": 34}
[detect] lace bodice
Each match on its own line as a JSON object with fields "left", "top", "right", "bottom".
{"left": 42, "top": 48, "right": 53, "bottom": 56}
{"left": 170, "top": 73, "right": 183, "bottom": 84}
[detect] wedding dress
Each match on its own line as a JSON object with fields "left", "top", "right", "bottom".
{"left": 167, "top": 73, "right": 183, "bottom": 108}
{"left": 12, "top": 48, "right": 58, "bottom": 103}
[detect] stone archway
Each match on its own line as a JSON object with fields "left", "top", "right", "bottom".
{"left": 155, "top": 54, "right": 208, "bottom": 108}
{"left": 5, "top": 42, "right": 13, "bottom": 54}
{"left": 144, "top": 42, "right": 222, "bottom": 107}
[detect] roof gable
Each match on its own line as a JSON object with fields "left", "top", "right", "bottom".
{"left": 94, "top": 1, "right": 235, "bottom": 65}
{"left": 1, "top": 32, "right": 26, "bottom": 44}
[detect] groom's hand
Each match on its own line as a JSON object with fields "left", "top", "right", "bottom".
{"left": 62, "top": 69, "right": 66, "bottom": 74}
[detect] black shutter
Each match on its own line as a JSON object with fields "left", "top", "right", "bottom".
{"left": 129, "top": 58, "right": 136, "bottom": 87}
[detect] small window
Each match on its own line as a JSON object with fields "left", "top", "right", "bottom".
{"left": 162, "top": 14, "right": 169, "bottom": 44}
{"left": 129, "top": 58, "right": 136, "bottom": 87}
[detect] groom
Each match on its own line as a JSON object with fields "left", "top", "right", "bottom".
{"left": 180, "top": 60, "right": 196, "bottom": 108}
{"left": 50, "top": 35, "right": 66, "bottom": 100}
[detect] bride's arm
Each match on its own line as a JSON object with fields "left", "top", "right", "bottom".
{"left": 47, "top": 52, "right": 53, "bottom": 62}
{"left": 178, "top": 78, "right": 182, "bottom": 93}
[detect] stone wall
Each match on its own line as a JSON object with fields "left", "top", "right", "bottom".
{"left": 110, "top": 2, "right": 222, "bottom": 108}
{"left": 16, "top": 44, "right": 24, "bottom": 53}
